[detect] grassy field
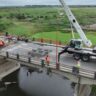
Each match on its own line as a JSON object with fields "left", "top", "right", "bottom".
{"left": 0, "top": 7, "right": 96, "bottom": 45}
{"left": 31, "top": 31, "right": 96, "bottom": 45}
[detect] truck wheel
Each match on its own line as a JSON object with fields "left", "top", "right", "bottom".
{"left": 68, "top": 51, "right": 73, "bottom": 54}
{"left": 73, "top": 53, "right": 81, "bottom": 60}
{"left": 81, "top": 54, "right": 90, "bottom": 62}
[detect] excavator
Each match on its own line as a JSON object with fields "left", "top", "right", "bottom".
{"left": 58, "top": 0, "right": 96, "bottom": 62}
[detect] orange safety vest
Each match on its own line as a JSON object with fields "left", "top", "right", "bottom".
{"left": 45, "top": 55, "right": 50, "bottom": 64}
{"left": 0, "top": 40, "right": 4, "bottom": 46}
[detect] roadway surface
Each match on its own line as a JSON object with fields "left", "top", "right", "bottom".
{"left": 0, "top": 41, "right": 96, "bottom": 72}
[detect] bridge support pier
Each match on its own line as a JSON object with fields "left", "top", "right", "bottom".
{"left": 74, "top": 84, "right": 92, "bottom": 96}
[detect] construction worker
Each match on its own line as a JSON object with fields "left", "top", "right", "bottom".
{"left": 72, "top": 60, "right": 81, "bottom": 75}
{"left": 45, "top": 54, "right": 50, "bottom": 66}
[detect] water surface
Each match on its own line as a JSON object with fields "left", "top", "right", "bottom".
{"left": 0, "top": 67, "right": 74, "bottom": 96}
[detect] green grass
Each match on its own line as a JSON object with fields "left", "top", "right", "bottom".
{"left": 0, "top": 7, "right": 96, "bottom": 25}
{"left": 0, "top": 7, "right": 96, "bottom": 45}
{"left": 6, "top": 22, "right": 35, "bottom": 37}
{"left": 32, "top": 31, "right": 96, "bottom": 45}
{"left": 32, "top": 31, "right": 72, "bottom": 43}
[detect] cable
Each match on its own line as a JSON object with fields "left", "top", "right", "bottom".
{"left": 70, "top": 22, "right": 75, "bottom": 39}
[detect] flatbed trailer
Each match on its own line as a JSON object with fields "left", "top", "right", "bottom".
{"left": 62, "top": 47, "right": 96, "bottom": 62}
{"left": 57, "top": 0, "right": 96, "bottom": 63}
{"left": 58, "top": 46, "right": 96, "bottom": 62}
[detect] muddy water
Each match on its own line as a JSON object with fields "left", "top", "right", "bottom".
{"left": 0, "top": 67, "right": 74, "bottom": 96}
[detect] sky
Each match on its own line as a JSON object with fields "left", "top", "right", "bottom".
{"left": 0, "top": 0, "right": 96, "bottom": 6}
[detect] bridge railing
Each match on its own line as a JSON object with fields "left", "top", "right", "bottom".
{"left": 3, "top": 51, "right": 41, "bottom": 64}
{"left": 0, "top": 51, "right": 96, "bottom": 79}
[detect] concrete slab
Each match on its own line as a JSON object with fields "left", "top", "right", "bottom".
{"left": 0, "top": 57, "right": 20, "bottom": 80}
{"left": 0, "top": 41, "right": 96, "bottom": 72}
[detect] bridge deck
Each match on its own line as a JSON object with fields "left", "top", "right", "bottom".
{"left": 0, "top": 57, "right": 20, "bottom": 80}
{"left": 0, "top": 41, "right": 96, "bottom": 82}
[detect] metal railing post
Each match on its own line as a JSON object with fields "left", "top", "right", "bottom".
{"left": 94, "top": 72, "right": 96, "bottom": 80}
{"left": 41, "top": 59, "right": 45, "bottom": 68}
{"left": 56, "top": 63, "right": 60, "bottom": 70}
{"left": 6, "top": 52, "right": 9, "bottom": 58}
{"left": 28, "top": 57, "right": 31, "bottom": 63}
{"left": 17, "top": 54, "right": 19, "bottom": 59}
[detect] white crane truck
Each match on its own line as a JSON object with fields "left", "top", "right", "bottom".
{"left": 58, "top": 0, "right": 96, "bottom": 62}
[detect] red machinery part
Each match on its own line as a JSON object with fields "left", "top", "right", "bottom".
{"left": 0, "top": 40, "right": 5, "bottom": 46}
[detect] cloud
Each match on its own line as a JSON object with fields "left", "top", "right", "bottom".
{"left": 0, "top": 0, "right": 96, "bottom": 6}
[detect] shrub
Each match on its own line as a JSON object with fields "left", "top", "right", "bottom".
{"left": 0, "top": 19, "right": 13, "bottom": 31}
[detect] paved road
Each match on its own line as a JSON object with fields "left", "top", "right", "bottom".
{"left": 1, "top": 41, "right": 96, "bottom": 72}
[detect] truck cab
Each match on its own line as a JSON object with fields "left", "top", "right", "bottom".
{"left": 69, "top": 39, "right": 82, "bottom": 49}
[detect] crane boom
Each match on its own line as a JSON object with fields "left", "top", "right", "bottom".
{"left": 59, "top": 0, "right": 92, "bottom": 47}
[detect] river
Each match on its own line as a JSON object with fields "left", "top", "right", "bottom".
{"left": 0, "top": 67, "right": 74, "bottom": 96}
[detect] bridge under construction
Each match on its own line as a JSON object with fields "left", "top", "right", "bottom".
{"left": 0, "top": 41, "right": 96, "bottom": 96}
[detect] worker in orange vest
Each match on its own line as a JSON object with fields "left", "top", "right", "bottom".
{"left": 45, "top": 54, "right": 50, "bottom": 66}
